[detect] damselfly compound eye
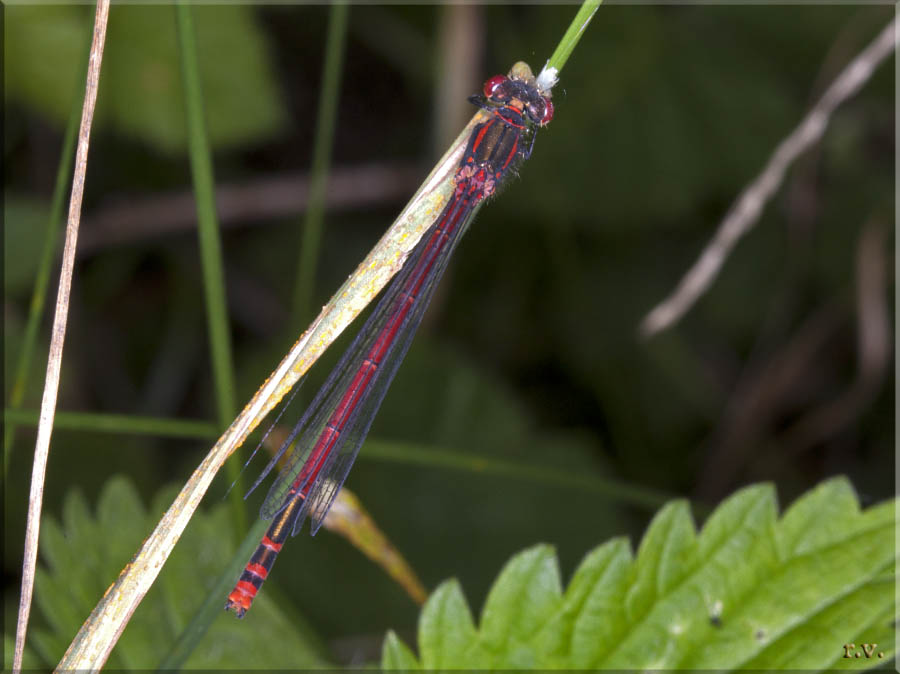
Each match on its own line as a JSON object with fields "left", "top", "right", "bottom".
{"left": 483, "top": 74, "right": 508, "bottom": 99}
{"left": 526, "top": 97, "right": 554, "bottom": 126}
{"left": 539, "top": 98, "right": 554, "bottom": 125}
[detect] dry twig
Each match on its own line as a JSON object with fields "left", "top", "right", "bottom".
{"left": 13, "top": 1, "right": 110, "bottom": 672}
{"left": 640, "top": 17, "right": 895, "bottom": 338}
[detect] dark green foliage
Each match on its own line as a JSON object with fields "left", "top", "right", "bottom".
{"left": 4, "top": 4, "right": 893, "bottom": 665}
{"left": 6, "top": 5, "right": 285, "bottom": 153}
{"left": 25, "top": 477, "right": 329, "bottom": 669}
{"left": 383, "top": 478, "right": 895, "bottom": 670}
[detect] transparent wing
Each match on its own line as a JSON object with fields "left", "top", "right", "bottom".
{"left": 304, "top": 198, "right": 476, "bottom": 534}
{"left": 258, "top": 190, "right": 478, "bottom": 536}
{"left": 237, "top": 381, "right": 305, "bottom": 500}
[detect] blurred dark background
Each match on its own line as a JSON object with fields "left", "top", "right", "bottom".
{"left": 4, "top": 3, "right": 894, "bottom": 667}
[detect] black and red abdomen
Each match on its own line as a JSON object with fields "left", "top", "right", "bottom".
{"left": 225, "top": 494, "right": 302, "bottom": 617}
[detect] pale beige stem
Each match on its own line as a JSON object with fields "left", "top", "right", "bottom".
{"left": 13, "top": 1, "right": 110, "bottom": 672}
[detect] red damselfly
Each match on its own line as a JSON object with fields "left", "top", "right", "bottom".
{"left": 226, "top": 61, "right": 554, "bottom": 618}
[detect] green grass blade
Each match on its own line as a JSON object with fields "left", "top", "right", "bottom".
{"left": 546, "top": 0, "right": 602, "bottom": 76}
{"left": 292, "top": 4, "right": 350, "bottom": 332}
{"left": 155, "top": 516, "right": 267, "bottom": 670}
{"left": 174, "top": 1, "right": 243, "bottom": 530}
{"left": 363, "top": 438, "right": 674, "bottom": 513}
{"left": 4, "top": 408, "right": 218, "bottom": 439}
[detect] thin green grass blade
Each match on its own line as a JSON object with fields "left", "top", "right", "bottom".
{"left": 362, "top": 438, "right": 675, "bottom": 513}
{"left": 155, "top": 516, "right": 265, "bottom": 670}
{"left": 545, "top": 0, "right": 602, "bottom": 76}
{"left": 292, "top": 3, "right": 349, "bottom": 332}
{"left": 163, "top": 12, "right": 349, "bottom": 663}
{"left": 174, "top": 0, "right": 243, "bottom": 531}
{"left": 4, "top": 408, "right": 218, "bottom": 439}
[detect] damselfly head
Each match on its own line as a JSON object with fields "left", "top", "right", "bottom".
{"left": 480, "top": 70, "right": 554, "bottom": 127}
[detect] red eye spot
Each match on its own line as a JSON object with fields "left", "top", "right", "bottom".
{"left": 540, "top": 98, "right": 554, "bottom": 125}
{"left": 483, "top": 74, "right": 507, "bottom": 99}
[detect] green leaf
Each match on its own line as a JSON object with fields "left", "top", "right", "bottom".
{"left": 479, "top": 544, "right": 562, "bottom": 667}
{"left": 382, "top": 630, "right": 421, "bottom": 670}
{"left": 29, "top": 476, "right": 330, "bottom": 669}
{"left": 417, "top": 579, "right": 486, "bottom": 669}
{"left": 568, "top": 538, "right": 633, "bottom": 667}
{"left": 623, "top": 499, "right": 698, "bottom": 621}
{"left": 4, "top": 6, "right": 88, "bottom": 125}
{"left": 776, "top": 475, "right": 860, "bottom": 557}
{"left": 6, "top": 5, "right": 285, "bottom": 153}
{"left": 534, "top": 538, "right": 631, "bottom": 667}
{"left": 385, "top": 479, "right": 895, "bottom": 670}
